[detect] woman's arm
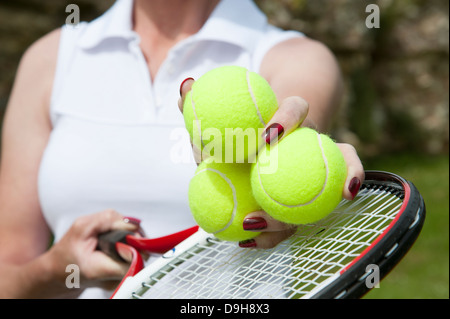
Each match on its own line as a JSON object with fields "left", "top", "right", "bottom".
{"left": 260, "top": 36, "right": 365, "bottom": 201}
{"left": 260, "top": 37, "right": 344, "bottom": 132}
{"left": 242, "top": 37, "right": 364, "bottom": 249}
{"left": 0, "top": 29, "right": 140, "bottom": 298}
{"left": 0, "top": 29, "right": 60, "bottom": 297}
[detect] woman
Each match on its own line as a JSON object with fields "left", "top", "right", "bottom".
{"left": 0, "top": 0, "right": 364, "bottom": 298}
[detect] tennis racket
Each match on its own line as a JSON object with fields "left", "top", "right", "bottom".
{"left": 98, "top": 170, "right": 425, "bottom": 299}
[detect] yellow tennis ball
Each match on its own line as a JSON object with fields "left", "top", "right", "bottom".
{"left": 250, "top": 127, "right": 347, "bottom": 225}
{"left": 188, "top": 159, "right": 261, "bottom": 241}
{"left": 183, "top": 65, "right": 278, "bottom": 163}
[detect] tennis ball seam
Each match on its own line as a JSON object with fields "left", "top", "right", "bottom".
{"left": 195, "top": 167, "right": 237, "bottom": 234}
{"left": 246, "top": 70, "right": 266, "bottom": 127}
{"left": 190, "top": 87, "right": 205, "bottom": 149}
{"left": 189, "top": 69, "right": 267, "bottom": 150}
{"left": 256, "top": 132, "right": 329, "bottom": 207}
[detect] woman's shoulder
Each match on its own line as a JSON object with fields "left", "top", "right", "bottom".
{"left": 9, "top": 28, "right": 61, "bottom": 120}
{"left": 21, "top": 28, "right": 61, "bottom": 72}
{"left": 17, "top": 28, "right": 61, "bottom": 96}
{"left": 260, "top": 36, "right": 340, "bottom": 83}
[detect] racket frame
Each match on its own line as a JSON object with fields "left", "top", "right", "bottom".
{"left": 110, "top": 170, "right": 425, "bottom": 299}
{"left": 308, "top": 171, "right": 425, "bottom": 298}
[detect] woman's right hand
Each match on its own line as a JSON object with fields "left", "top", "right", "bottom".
{"left": 47, "top": 209, "right": 142, "bottom": 294}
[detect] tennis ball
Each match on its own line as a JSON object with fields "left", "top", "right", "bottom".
{"left": 250, "top": 127, "right": 347, "bottom": 225}
{"left": 188, "top": 158, "right": 261, "bottom": 241}
{"left": 183, "top": 65, "right": 278, "bottom": 163}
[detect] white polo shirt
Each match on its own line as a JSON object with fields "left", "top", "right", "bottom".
{"left": 38, "top": 0, "right": 303, "bottom": 298}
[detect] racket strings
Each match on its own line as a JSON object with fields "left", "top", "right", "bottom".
{"left": 134, "top": 186, "right": 403, "bottom": 299}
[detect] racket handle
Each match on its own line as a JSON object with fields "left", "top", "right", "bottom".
{"left": 97, "top": 230, "right": 134, "bottom": 261}
{"left": 125, "top": 225, "right": 200, "bottom": 254}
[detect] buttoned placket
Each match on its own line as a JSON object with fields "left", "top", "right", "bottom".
{"left": 152, "top": 43, "right": 186, "bottom": 109}
{"left": 128, "top": 35, "right": 156, "bottom": 124}
{"left": 152, "top": 52, "right": 176, "bottom": 111}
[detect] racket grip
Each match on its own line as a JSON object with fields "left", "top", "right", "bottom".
{"left": 97, "top": 230, "right": 134, "bottom": 261}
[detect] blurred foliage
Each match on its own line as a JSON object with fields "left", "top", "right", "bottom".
{"left": 255, "top": 0, "right": 449, "bottom": 157}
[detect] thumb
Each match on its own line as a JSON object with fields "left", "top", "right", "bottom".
{"left": 81, "top": 209, "right": 141, "bottom": 237}
{"left": 178, "top": 77, "right": 195, "bottom": 113}
{"left": 262, "top": 96, "right": 309, "bottom": 145}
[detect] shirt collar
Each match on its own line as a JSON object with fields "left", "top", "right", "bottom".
{"left": 78, "top": 0, "right": 136, "bottom": 49}
{"left": 191, "top": 0, "right": 267, "bottom": 52}
{"left": 78, "top": 0, "right": 267, "bottom": 52}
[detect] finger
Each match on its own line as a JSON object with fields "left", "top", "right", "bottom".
{"left": 100, "top": 210, "right": 140, "bottom": 234}
{"left": 178, "top": 77, "right": 195, "bottom": 113}
{"left": 192, "top": 142, "right": 204, "bottom": 164}
{"left": 239, "top": 228, "right": 297, "bottom": 249}
{"left": 117, "top": 223, "right": 150, "bottom": 261}
{"left": 178, "top": 77, "right": 205, "bottom": 164}
{"left": 243, "top": 211, "right": 294, "bottom": 232}
{"left": 337, "top": 143, "right": 365, "bottom": 201}
{"left": 84, "top": 250, "right": 131, "bottom": 281}
{"left": 74, "top": 210, "right": 141, "bottom": 241}
{"left": 262, "top": 96, "right": 309, "bottom": 145}
{"left": 123, "top": 216, "right": 146, "bottom": 237}
{"left": 240, "top": 211, "right": 297, "bottom": 249}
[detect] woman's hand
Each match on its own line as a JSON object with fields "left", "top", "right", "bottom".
{"left": 239, "top": 96, "right": 365, "bottom": 249}
{"left": 178, "top": 78, "right": 364, "bottom": 249}
{"left": 47, "top": 209, "right": 142, "bottom": 293}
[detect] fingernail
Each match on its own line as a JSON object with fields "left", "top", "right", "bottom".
{"left": 123, "top": 216, "right": 141, "bottom": 226}
{"left": 179, "top": 77, "right": 194, "bottom": 96}
{"left": 348, "top": 177, "right": 361, "bottom": 200}
{"left": 263, "top": 123, "right": 284, "bottom": 145}
{"left": 239, "top": 239, "right": 257, "bottom": 248}
{"left": 243, "top": 217, "right": 267, "bottom": 231}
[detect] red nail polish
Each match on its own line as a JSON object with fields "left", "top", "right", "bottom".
{"left": 348, "top": 177, "right": 361, "bottom": 200}
{"left": 243, "top": 217, "right": 267, "bottom": 231}
{"left": 123, "top": 216, "right": 141, "bottom": 226}
{"left": 239, "top": 239, "right": 257, "bottom": 248}
{"left": 263, "top": 123, "right": 284, "bottom": 144}
{"left": 179, "top": 77, "right": 194, "bottom": 96}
